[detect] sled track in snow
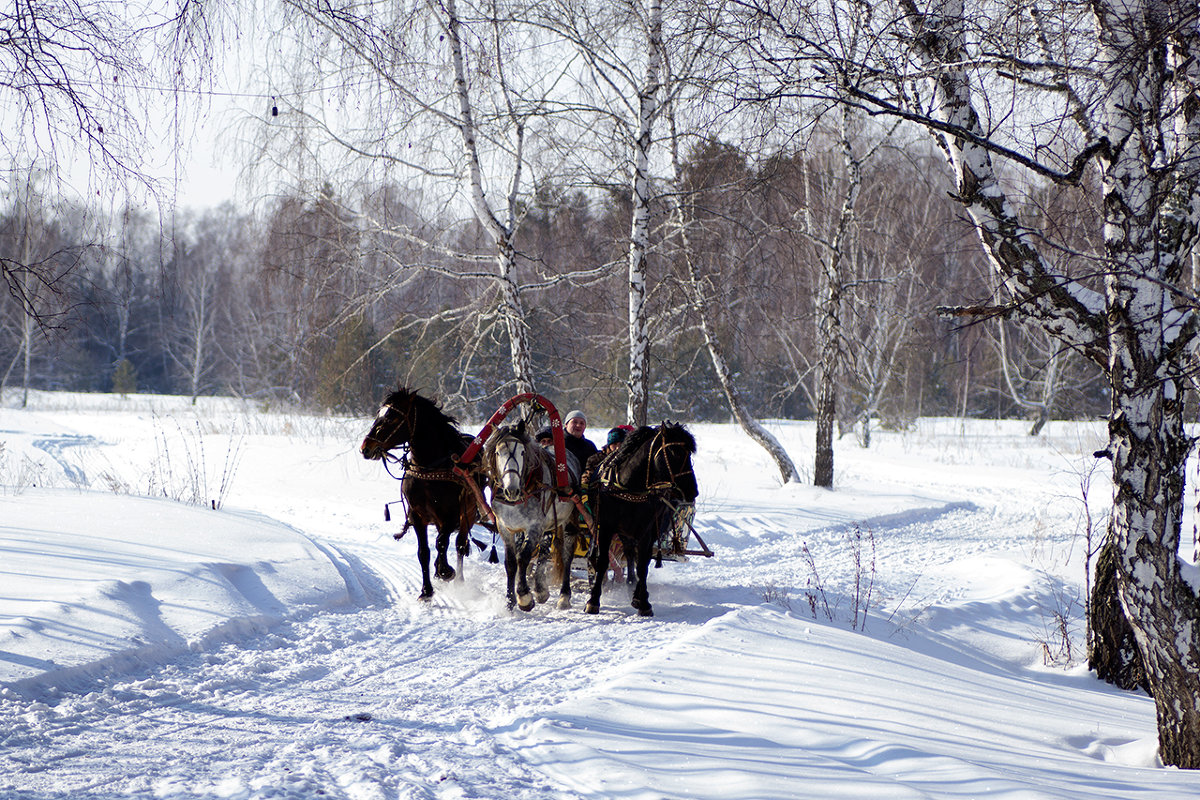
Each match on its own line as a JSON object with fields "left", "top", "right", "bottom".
{"left": 0, "top": 527, "right": 687, "bottom": 799}
{"left": 0, "top": 499, "right": 1076, "bottom": 799}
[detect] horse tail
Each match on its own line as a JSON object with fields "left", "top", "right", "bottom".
{"left": 549, "top": 528, "right": 566, "bottom": 584}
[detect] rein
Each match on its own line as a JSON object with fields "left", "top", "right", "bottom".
{"left": 382, "top": 448, "right": 467, "bottom": 484}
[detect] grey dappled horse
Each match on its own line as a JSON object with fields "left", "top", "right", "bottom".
{"left": 482, "top": 423, "right": 583, "bottom": 611}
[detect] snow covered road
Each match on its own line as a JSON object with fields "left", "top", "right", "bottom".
{"left": 0, "top": 396, "right": 1192, "bottom": 799}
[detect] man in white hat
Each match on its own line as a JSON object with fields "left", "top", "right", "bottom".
{"left": 562, "top": 409, "right": 599, "bottom": 468}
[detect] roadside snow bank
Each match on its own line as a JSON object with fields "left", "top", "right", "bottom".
{"left": 0, "top": 489, "right": 351, "bottom": 691}
{"left": 507, "top": 605, "right": 1175, "bottom": 800}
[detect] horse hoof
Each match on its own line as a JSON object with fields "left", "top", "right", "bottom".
{"left": 638, "top": 606, "right": 654, "bottom": 617}
{"left": 436, "top": 566, "right": 456, "bottom": 581}
{"left": 517, "top": 597, "right": 535, "bottom": 612}
{"left": 534, "top": 589, "right": 550, "bottom": 605}
{"left": 584, "top": 601, "right": 600, "bottom": 615}
{"left": 418, "top": 590, "right": 433, "bottom": 602}
{"left": 557, "top": 595, "right": 572, "bottom": 610}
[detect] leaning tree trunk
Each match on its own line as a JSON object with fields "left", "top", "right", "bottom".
{"left": 683, "top": 248, "right": 801, "bottom": 484}
{"left": 663, "top": 82, "right": 801, "bottom": 484}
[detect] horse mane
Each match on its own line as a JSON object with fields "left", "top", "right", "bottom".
{"left": 658, "top": 421, "right": 697, "bottom": 454}
{"left": 614, "top": 425, "right": 656, "bottom": 458}
{"left": 604, "top": 422, "right": 696, "bottom": 490}
{"left": 384, "top": 386, "right": 470, "bottom": 457}
{"left": 605, "top": 425, "right": 657, "bottom": 489}
{"left": 384, "top": 387, "right": 460, "bottom": 429}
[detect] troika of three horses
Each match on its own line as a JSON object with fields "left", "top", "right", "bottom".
{"left": 359, "top": 389, "right": 710, "bottom": 617}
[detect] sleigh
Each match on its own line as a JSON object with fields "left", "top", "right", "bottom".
{"left": 452, "top": 393, "right": 713, "bottom": 566}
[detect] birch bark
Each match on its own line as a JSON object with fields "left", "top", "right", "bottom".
{"left": 897, "top": 0, "right": 1200, "bottom": 766}
{"left": 625, "top": 0, "right": 663, "bottom": 426}
{"left": 444, "top": 0, "right": 534, "bottom": 394}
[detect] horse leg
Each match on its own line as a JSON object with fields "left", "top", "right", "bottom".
{"left": 515, "top": 534, "right": 535, "bottom": 612}
{"left": 455, "top": 498, "right": 474, "bottom": 579}
{"left": 585, "top": 525, "right": 612, "bottom": 615}
{"left": 454, "top": 527, "right": 470, "bottom": 580}
{"left": 504, "top": 539, "right": 518, "bottom": 610}
{"left": 433, "top": 525, "right": 456, "bottom": 582}
{"left": 630, "top": 533, "right": 654, "bottom": 617}
{"left": 413, "top": 524, "right": 435, "bottom": 601}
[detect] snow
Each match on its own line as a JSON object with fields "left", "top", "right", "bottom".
{"left": 0, "top": 391, "right": 1196, "bottom": 799}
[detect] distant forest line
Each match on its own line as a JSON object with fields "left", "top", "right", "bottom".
{"left": 1, "top": 137, "right": 1108, "bottom": 431}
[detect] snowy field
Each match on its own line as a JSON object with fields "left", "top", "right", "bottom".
{"left": 0, "top": 390, "right": 1197, "bottom": 799}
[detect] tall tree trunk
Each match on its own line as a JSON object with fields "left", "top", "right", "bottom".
{"left": 813, "top": 111, "right": 859, "bottom": 488}
{"left": 891, "top": 0, "right": 1200, "bottom": 764}
{"left": 625, "top": 0, "right": 663, "bottom": 426}
{"left": 19, "top": 212, "right": 34, "bottom": 409}
{"left": 1092, "top": 0, "right": 1200, "bottom": 765}
{"left": 445, "top": 0, "right": 534, "bottom": 394}
{"left": 496, "top": 238, "right": 533, "bottom": 395}
{"left": 813, "top": 284, "right": 838, "bottom": 487}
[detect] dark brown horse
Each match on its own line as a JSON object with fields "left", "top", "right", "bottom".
{"left": 360, "top": 388, "right": 483, "bottom": 601}
{"left": 584, "top": 422, "right": 698, "bottom": 617}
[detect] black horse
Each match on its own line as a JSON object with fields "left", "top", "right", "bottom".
{"left": 360, "top": 388, "right": 483, "bottom": 601}
{"left": 584, "top": 422, "right": 698, "bottom": 617}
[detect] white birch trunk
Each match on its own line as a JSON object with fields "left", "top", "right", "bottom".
{"left": 1093, "top": 0, "right": 1200, "bottom": 766}
{"left": 444, "top": 0, "right": 534, "bottom": 395}
{"left": 902, "top": 0, "right": 1200, "bottom": 766}
{"left": 625, "top": 0, "right": 663, "bottom": 426}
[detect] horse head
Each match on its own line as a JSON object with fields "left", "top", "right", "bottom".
{"left": 485, "top": 425, "right": 531, "bottom": 503}
{"left": 652, "top": 422, "right": 698, "bottom": 503}
{"left": 361, "top": 388, "right": 419, "bottom": 460}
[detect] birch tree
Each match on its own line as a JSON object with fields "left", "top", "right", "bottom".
{"left": 265, "top": 0, "right": 596, "bottom": 397}
{"left": 665, "top": 99, "right": 802, "bottom": 483}
{"left": 534, "top": 0, "right": 718, "bottom": 424}
{"left": 738, "top": 0, "right": 1200, "bottom": 765}
{"left": 624, "top": 0, "right": 664, "bottom": 426}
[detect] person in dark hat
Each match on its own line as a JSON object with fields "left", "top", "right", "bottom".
{"left": 582, "top": 425, "right": 635, "bottom": 515}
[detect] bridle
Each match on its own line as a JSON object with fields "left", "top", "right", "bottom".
{"left": 648, "top": 431, "right": 696, "bottom": 500}
{"left": 487, "top": 431, "right": 548, "bottom": 506}
{"left": 601, "top": 428, "right": 696, "bottom": 503}
{"left": 494, "top": 437, "right": 526, "bottom": 501}
{"left": 364, "top": 402, "right": 413, "bottom": 464}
